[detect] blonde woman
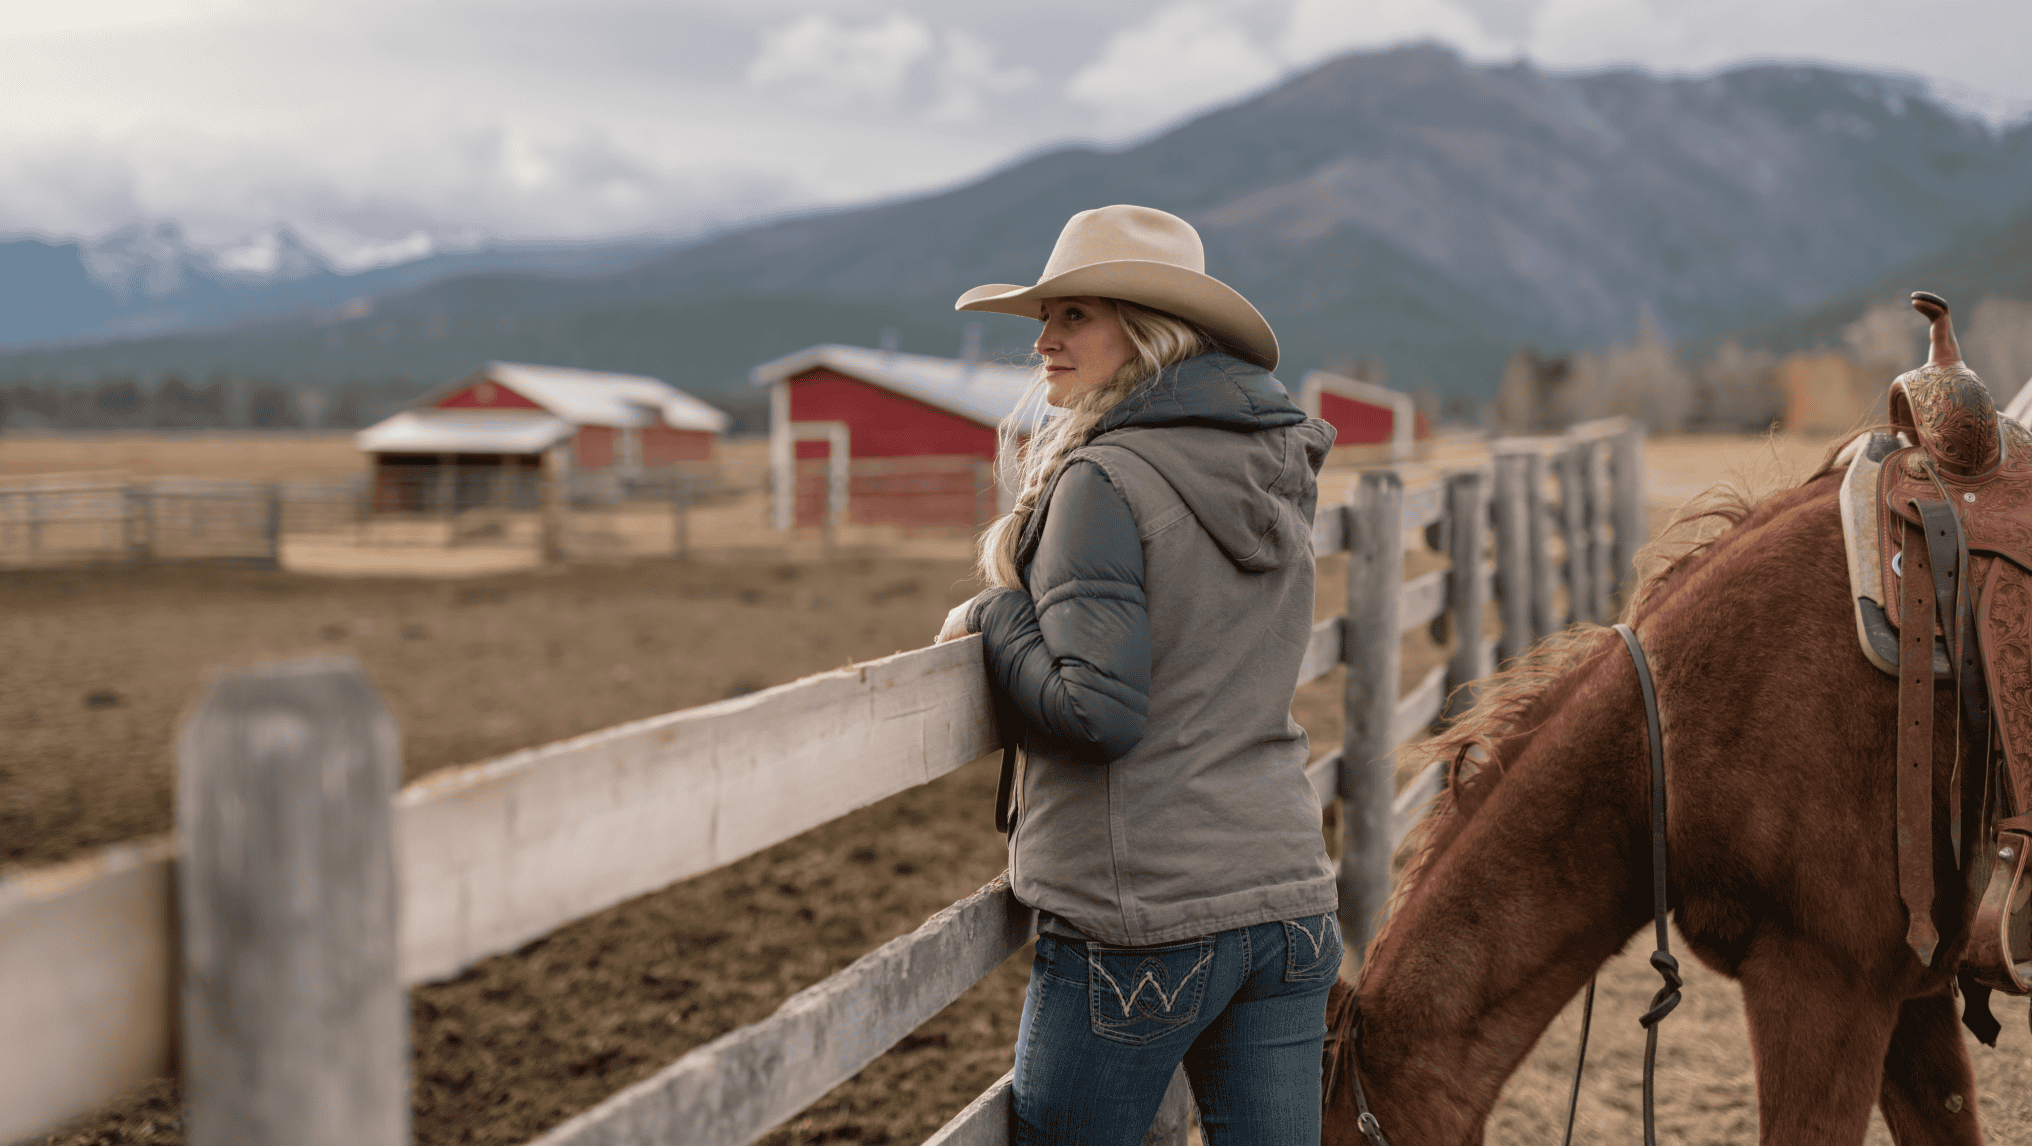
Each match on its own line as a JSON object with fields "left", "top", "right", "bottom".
{"left": 937, "top": 205, "right": 1341, "bottom": 1144}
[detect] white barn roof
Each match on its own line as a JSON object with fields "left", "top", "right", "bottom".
{"left": 356, "top": 411, "right": 574, "bottom": 455}
{"left": 475, "top": 362, "right": 731, "bottom": 432}
{"left": 356, "top": 361, "right": 730, "bottom": 455}
{"left": 750, "top": 344, "right": 1039, "bottom": 428}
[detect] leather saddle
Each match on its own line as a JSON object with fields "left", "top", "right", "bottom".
{"left": 1837, "top": 293, "right": 2032, "bottom": 1022}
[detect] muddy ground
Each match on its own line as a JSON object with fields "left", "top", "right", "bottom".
{"left": 11, "top": 431, "right": 2032, "bottom": 1144}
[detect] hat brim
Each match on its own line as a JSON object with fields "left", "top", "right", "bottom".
{"left": 955, "top": 260, "right": 1279, "bottom": 372}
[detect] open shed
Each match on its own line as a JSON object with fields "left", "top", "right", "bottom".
{"left": 751, "top": 345, "right": 1036, "bottom": 529}
{"left": 356, "top": 362, "right": 728, "bottom": 513}
{"left": 1298, "top": 370, "right": 1431, "bottom": 462}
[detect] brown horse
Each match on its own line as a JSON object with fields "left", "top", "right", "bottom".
{"left": 1326, "top": 452, "right": 2004, "bottom": 1144}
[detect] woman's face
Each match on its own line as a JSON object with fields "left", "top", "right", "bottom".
{"left": 1036, "top": 296, "right": 1135, "bottom": 408}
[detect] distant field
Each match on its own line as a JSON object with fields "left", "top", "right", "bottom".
{"left": 0, "top": 431, "right": 369, "bottom": 482}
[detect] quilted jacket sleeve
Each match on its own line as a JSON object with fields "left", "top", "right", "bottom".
{"left": 969, "top": 459, "right": 1151, "bottom": 763}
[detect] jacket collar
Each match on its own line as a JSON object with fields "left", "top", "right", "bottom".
{"left": 1094, "top": 352, "right": 1306, "bottom": 435}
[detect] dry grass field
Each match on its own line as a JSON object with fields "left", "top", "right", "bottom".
{"left": 7, "top": 429, "right": 2030, "bottom": 1145}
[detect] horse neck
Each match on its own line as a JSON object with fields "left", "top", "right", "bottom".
{"left": 1349, "top": 650, "right": 1654, "bottom": 1144}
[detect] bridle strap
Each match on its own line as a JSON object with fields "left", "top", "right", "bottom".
{"left": 1613, "top": 622, "right": 1681, "bottom": 1146}
{"left": 1333, "top": 627, "right": 1680, "bottom": 1146}
{"left": 1338, "top": 1002, "right": 1392, "bottom": 1146}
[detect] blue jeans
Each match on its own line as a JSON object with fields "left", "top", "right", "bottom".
{"left": 1013, "top": 913, "right": 1342, "bottom": 1146}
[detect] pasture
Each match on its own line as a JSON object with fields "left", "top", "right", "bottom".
{"left": 5, "top": 430, "right": 2030, "bottom": 1144}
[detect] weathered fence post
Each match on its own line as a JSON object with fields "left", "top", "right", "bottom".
{"left": 1554, "top": 442, "right": 1593, "bottom": 624}
{"left": 1340, "top": 470, "right": 1403, "bottom": 959}
{"left": 1139, "top": 1069, "right": 1193, "bottom": 1146}
{"left": 1443, "top": 468, "right": 1490, "bottom": 717}
{"left": 263, "top": 483, "right": 284, "bottom": 567}
{"left": 1582, "top": 438, "right": 1614, "bottom": 622}
{"left": 1523, "top": 449, "right": 1557, "bottom": 641}
{"left": 176, "top": 657, "right": 407, "bottom": 1146}
{"left": 541, "top": 446, "right": 567, "bottom": 563}
{"left": 124, "top": 485, "right": 152, "bottom": 564}
{"left": 673, "top": 472, "right": 692, "bottom": 559}
{"left": 1610, "top": 423, "right": 1649, "bottom": 603}
{"left": 1490, "top": 450, "right": 1534, "bottom": 664}
{"left": 437, "top": 452, "right": 457, "bottom": 545}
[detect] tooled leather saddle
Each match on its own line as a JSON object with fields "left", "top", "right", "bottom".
{"left": 1837, "top": 293, "right": 2032, "bottom": 1040}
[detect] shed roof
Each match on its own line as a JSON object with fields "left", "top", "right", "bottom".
{"left": 355, "top": 411, "right": 576, "bottom": 455}
{"left": 433, "top": 361, "right": 730, "bottom": 432}
{"left": 750, "top": 344, "right": 1039, "bottom": 429}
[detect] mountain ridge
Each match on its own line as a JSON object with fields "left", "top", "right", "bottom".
{"left": 4, "top": 44, "right": 2030, "bottom": 409}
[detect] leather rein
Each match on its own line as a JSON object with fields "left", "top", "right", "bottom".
{"left": 1326, "top": 623, "right": 1683, "bottom": 1146}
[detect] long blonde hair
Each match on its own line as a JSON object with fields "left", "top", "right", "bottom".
{"left": 977, "top": 299, "right": 1213, "bottom": 588}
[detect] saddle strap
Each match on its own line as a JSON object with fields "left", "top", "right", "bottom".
{"left": 1899, "top": 501, "right": 1964, "bottom": 966}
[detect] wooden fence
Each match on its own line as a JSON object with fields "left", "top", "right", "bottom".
{"left": 0, "top": 418, "right": 1645, "bottom": 1146}
{"left": 0, "top": 477, "right": 285, "bottom": 568}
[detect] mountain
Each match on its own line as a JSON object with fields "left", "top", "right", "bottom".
{"left": 0, "top": 221, "right": 687, "bottom": 347}
{"left": 4, "top": 44, "right": 2032, "bottom": 411}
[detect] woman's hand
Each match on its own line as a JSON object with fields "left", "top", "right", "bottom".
{"left": 935, "top": 598, "right": 977, "bottom": 644}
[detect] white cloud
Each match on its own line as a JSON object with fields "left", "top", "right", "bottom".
{"left": 746, "top": 12, "right": 935, "bottom": 101}
{"left": 1066, "top": 2, "right": 1284, "bottom": 133}
{"left": 2, "top": 0, "right": 2031, "bottom": 261}
{"left": 927, "top": 29, "right": 1036, "bottom": 123}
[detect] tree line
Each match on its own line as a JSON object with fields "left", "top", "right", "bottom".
{"left": 0, "top": 375, "right": 427, "bottom": 431}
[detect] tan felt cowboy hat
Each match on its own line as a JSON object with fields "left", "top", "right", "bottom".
{"left": 955, "top": 204, "right": 1279, "bottom": 371}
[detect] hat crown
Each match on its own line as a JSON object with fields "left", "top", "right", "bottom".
{"left": 1038, "top": 205, "right": 1204, "bottom": 281}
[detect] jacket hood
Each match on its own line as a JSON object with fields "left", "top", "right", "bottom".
{"left": 1088, "top": 353, "right": 1335, "bottom": 571}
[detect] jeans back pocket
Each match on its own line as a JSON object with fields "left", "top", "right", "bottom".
{"left": 1086, "top": 936, "right": 1215, "bottom": 1046}
{"left": 1282, "top": 913, "right": 1342, "bottom": 982}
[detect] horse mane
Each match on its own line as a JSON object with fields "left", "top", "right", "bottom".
{"left": 1364, "top": 448, "right": 1852, "bottom": 965}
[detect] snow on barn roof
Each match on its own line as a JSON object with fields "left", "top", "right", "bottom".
{"left": 356, "top": 361, "right": 730, "bottom": 455}
{"left": 750, "top": 344, "right": 1040, "bottom": 428}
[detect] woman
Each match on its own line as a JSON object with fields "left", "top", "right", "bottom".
{"left": 936, "top": 205, "right": 1342, "bottom": 1144}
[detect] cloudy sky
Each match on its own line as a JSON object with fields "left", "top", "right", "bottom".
{"left": 4, "top": 0, "right": 2029, "bottom": 270}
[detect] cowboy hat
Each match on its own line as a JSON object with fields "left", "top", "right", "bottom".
{"left": 954, "top": 204, "right": 1279, "bottom": 371}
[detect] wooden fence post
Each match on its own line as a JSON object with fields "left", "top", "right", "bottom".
{"left": 1582, "top": 439, "right": 1614, "bottom": 622}
{"left": 263, "top": 483, "right": 283, "bottom": 568}
{"left": 1491, "top": 451, "right": 1533, "bottom": 664}
{"left": 1340, "top": 470, "right": 1402, "bottom": 960}
{"left": 1443, "top": 468, "right": 1490, "bottom": 717}
{"left": 1554, "top": 443, "right": 1592, "bottom": 625}
{"left": 124, "top": 485, "right": 152, "bottom": 564}
{"left": 542, "top": 446, "right": 567, "bottom": 563}
{"left": 673, "top": 472, "right": 692, "bottom": 559}
{"left": 1523, "top": 450, "right": 1557, "bottom": 641}
{"left": 1139, "top": 1069, "right": 1192, "bottom": 1146}
{"left": 1610, "top": 423, "right": 1649, "bottom": 603}
{"left": 176, "top": 657, "right": 407, "bottom": 1146}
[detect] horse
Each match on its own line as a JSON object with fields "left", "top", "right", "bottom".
{"left": 1323, "top": 441, "right": 2008, "bottom": 1144}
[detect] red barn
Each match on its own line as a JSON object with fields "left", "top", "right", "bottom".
{"left": 355, "top": 361, "right": 729, "bottom": 512}
{"left": 1298, "top": 370, "right": 1430, "bottom": 462}
{"left": 752, "top": 344, "right": 1038, "bottom": 529}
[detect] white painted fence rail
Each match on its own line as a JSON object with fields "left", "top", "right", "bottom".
{"left": 0, "top": 418, "right": 1646, "bottom": 1146}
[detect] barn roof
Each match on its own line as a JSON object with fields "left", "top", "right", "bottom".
{"left": 418, "top": 361, "right": 730, "bottom": 432}
{"left": 355, "top": 411, "right": 575, "bottom": 455}
{"left": 750, "top": 344, "right": 1039, "bottom": 428}
{"left": 358, "top": 361, "right": 731, "bottom": 455}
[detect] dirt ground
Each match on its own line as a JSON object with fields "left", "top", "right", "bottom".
{"left": 11, "top": 429, "right": 2032, "bottom": 1144}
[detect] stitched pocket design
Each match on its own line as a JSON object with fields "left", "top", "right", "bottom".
{"left": 1282, "top": 914, "right": 1342, "bottom": 982}
{"left": 1086, "top": 937, "right": 1215, "bottom": 1046}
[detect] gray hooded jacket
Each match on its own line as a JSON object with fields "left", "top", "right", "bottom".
{"left": 968, "top": 352, "right": 1339, "bottom": 946}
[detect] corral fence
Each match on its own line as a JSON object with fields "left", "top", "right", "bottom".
{"left": 0, "top": 468, "right": 736, "bottom": 567}
{"left": 0, "top": 477, "right": 284, "bottom": 567}
{"left": 0, "top": 417, "right": 1645, "bottom": 1146}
